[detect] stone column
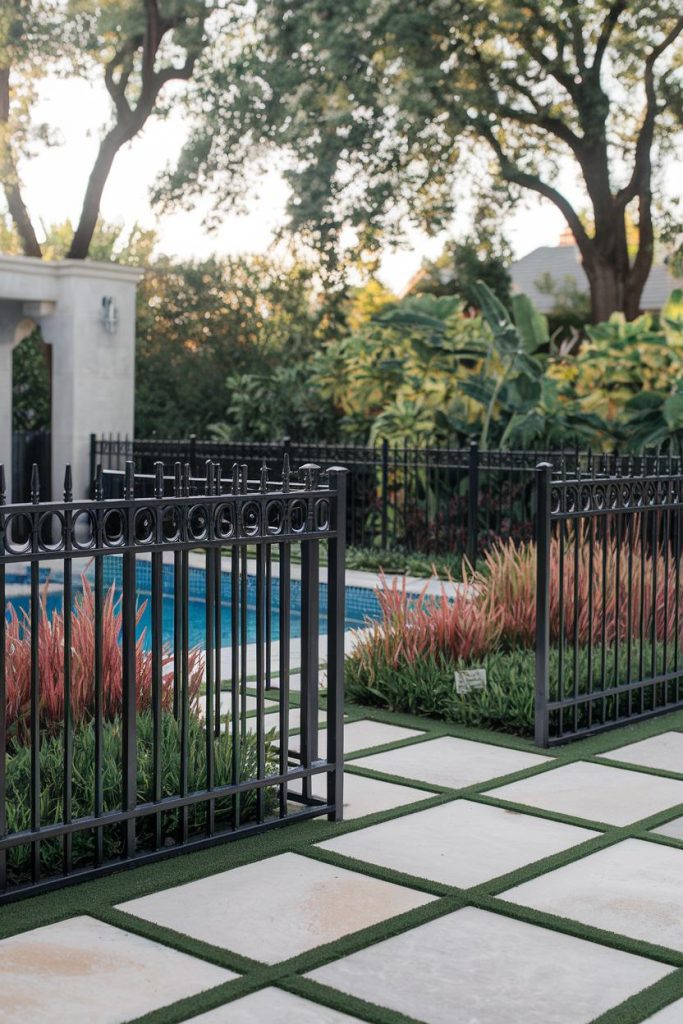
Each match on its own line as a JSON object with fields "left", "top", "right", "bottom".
{"left": 44, "top": 261, "right": 142, "bottom": 499}
{"left": 0, "top": 256, "right": 143, "bottom": 501}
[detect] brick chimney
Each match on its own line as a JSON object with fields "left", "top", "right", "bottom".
{"left": 558, "top": 226, "right": 575, "bottom": 246}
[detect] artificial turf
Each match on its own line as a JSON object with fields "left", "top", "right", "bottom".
{"left": 1, "top": 699, "right": 682, "bottom": 1024}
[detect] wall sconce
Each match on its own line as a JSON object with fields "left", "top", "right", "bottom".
{"left": 100, "top": 296, "right": 119, "bottom": 335}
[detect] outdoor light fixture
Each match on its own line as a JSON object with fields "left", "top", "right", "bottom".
{"left": 100, "top": 295, "right": 119, "bottom": 335}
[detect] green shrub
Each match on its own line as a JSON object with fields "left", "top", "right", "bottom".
{"left": 5, "top": 711, "right": 278, "bottom": 883}
{"left": 347, "top": 640, "right": 672, "bottom": 738}
{"left": 346, "top": 649, "right": 536, "bottom": 735}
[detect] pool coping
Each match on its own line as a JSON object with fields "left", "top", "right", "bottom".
{"left": 5, "top": 552, "right": 461, "bottom": 600}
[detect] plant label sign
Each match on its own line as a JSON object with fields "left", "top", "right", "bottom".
{"left": 455, "top": 668, "right": 487, "bottom": 695}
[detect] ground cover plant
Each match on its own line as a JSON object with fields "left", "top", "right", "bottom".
{"left": 5, "top": 711, "right": 277, "bottom": 883}
{"left": 346, "top": 531, "right": 683, "bottom": 736}
{"left": 3, "top": 577, "right": 276, "bottom": 885}
{"left": 345, "top": 547, "right": 464, "bottom": 580}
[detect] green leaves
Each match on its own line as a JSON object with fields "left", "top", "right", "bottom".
{"left": 473, "top": 280, "right": 520, "bottom": 354}
{"left": 663, "top": 385, "right": 683, "bottom": 430}
{"left": 511, "top": 294, "right": 549, "bottom": 354}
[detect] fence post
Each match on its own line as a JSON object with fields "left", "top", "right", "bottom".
{"left": 121, "top": 462, "right": 138, "bottom": 854}
{"left": 0, "top": 465, "right": 6, "bottom": 889}
{"left": 300, "top": 464, "right": 321, "bottom": 803}
{"left": 326, "top": 467, "right": 348, "bottom": 821}
{"left": 189, "top": 434, "right": 197, "bottom": 476}
{"left": 534, "top": 462, "right": 552, "bottom": 748}
{"left": 89, "top": 434, "right": 97, "bottom": 499}
{"left": 380, "top": 438, "right": 389, "bottom": 550}
{"left": 467, "top": 439, "right": 479, "bottom": 568}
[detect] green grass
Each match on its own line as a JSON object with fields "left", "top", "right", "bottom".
{"left": 345, "top": 547, "right": 464, "bottom": 579}
{"left": 2, "top": 702, "right": 683, "bottom": 1024}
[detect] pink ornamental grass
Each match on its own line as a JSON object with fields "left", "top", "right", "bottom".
{"left": 4, "top": 575, "right": 204, "bottom": 746}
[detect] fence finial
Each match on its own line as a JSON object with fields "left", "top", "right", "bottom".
{"left": 282, "top": 452, "right": 290, "bottom": 492}
{"left": 240, "top": 463, "right": 248, "bottom": 495}
{"left": 260, "top": 459, "right": 269, "bottom": 493}
{"left": 174, "top": 461, "right": 182, "bottom": 496}
{"left": 154, "top": 461, "right": 164, "bottom": 500}
{"left": 299, "top": 463, "right": 321, "bottom": 490}
{"left": 63, "top": 465, "right": 73, "bottom": 502}
{"left": 30, "top": 463, "right": 40, "bottom": 504}
{"left": 95, "top": 464, "right": 103, "bottom": 501}
{"left": 124, "top": 461, "right": 135, "bottom": 500}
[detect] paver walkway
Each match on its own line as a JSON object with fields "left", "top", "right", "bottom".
{"left": 1, "top": 698, "right": 683, "bottom": 1024}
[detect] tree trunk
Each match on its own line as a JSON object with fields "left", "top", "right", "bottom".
{"left": 0, "top": 67, "right": 42, "bottom": 258}
{"left": 582, "top": 250, "right": 650, "bottom": 323}
{"left": 66, "top": 128, "right": 128, "bottom": 259}
{"left": 4, "top": 182, "right": 42, "bottom": 258}
{"left": 583, "top": 258, "right": 628, "bottom": 322}
{"left": 579, "top": 213, "right": 644, "bottom": 322}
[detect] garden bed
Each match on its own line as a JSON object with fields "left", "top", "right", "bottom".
{"left": 345, "top": 536, "right": 683, "bottom": 740}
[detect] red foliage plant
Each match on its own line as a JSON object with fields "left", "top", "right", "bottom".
{"left": 354, "top": 524, "right": 683, "bottom": 673}
{"left": 353, "top": 572, "right": 504, "bottom": 674}
{"left": 4, "top": 575, "right": 204, "bottom": 746}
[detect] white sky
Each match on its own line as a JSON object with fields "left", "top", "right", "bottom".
{"left": 17, "top": 76, "right": 583, "bottom": 293}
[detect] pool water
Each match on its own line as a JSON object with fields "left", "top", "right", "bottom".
{"left": 4, "top": 557, "right": 382, "bottom": 649}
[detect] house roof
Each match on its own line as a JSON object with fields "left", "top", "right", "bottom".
{"left": 510, "top": 244, "right": 683, "bottom": 313}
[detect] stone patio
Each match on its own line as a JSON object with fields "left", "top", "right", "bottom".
{"left": 1, "top": 708, "right": 683, "bottom": 1024}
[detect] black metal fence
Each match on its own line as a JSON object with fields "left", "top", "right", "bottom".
{"left": 12, "top": 430, "right": 51, "bottom": 503}
{"left": 535, "top": 460, "right": 683, "bottom": 745}
{"left": 92, "top": 434, "right": 606, "bottom": 564}
{"left": 0, "top": 456, "right": 346, "bottom": 902}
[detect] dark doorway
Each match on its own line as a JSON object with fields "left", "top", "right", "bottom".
{"left": 12, "top": 328, "right": 51, "bottom": 501}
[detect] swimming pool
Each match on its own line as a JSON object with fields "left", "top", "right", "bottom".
{"left": 4, "top": 556, "right": 382, "bottom": 649}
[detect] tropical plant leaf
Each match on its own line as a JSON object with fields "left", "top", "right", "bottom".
{"left": 511, "top": 294, "right": 549, "bottom": 353}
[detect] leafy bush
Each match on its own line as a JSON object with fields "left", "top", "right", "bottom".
{"left": 4, "top": 576, "right": 204, "bottom": 745}
{"left": 549, "top": 296, "right": 683, "bottom": 451}
{"left": 135, "top": 255, "right": 336, "bottom": 439}
{"left": 5, "top": 710, "right": 278, "bottom": 882}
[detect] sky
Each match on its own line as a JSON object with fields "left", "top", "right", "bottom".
{"left": 18, "top": 76, "right": 582, "bottom": 294}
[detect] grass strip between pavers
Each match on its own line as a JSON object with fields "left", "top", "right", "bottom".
{"left": 2, "top": 705, "right": 683, "bottom": 1024}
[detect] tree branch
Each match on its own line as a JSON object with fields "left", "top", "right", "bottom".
{"left": 568, "top": 4, "right": 586, "bottom": 74}
{"left": 513, "top": 3, "right": 579, "bottom": 100}
{"left": 616, "top": 15, "right": 683, "bottom": 209}
{"left": 103, "top": 39, "right": 139, "bottom": 122}
{"left": 466, "top": 45, "right": 584, "bottom": 155}
{"left": 591, "top": 1, "right": 627, "bottom": 75}
{"left": 67, "top": 0, "right": 202, "bottom": 258}
{"left": 481, "top": 125, "right": 591, "bottom": 255}
{"left": 0, "top": 66, "right": 42, "bottom": 257}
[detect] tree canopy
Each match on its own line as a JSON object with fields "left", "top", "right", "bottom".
{"left": 163, "top": 0, "right": 683, "bottom": 321}
{"left": 1, "top": 0, "right": 210, "bottom": 259}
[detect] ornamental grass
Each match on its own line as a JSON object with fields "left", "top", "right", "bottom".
{"left": 347, "top": 526, "right": 683, "bottom": 735}
{"left": 4, "top": 576, "right": 204, "bottom": 746}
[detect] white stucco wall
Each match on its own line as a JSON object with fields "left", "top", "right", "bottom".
{"left": 0, "top": 255, "right": 143, "bottom": 500}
